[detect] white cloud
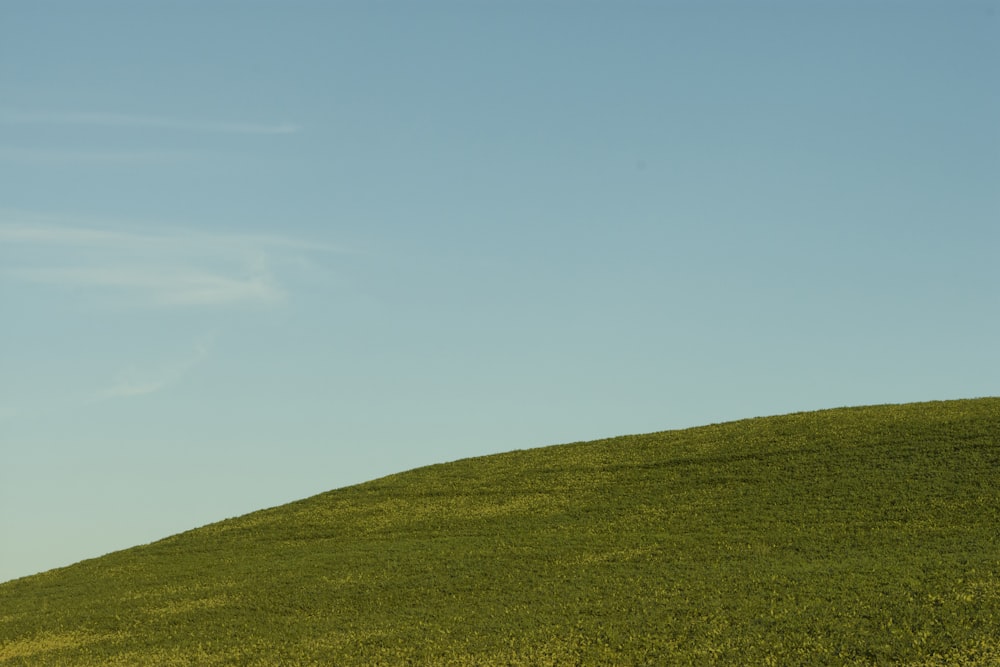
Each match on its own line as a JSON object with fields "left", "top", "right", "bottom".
{"left": 0, "top": 214, "right": 340, "bottom": 308}
{"left": 9, "top": 267, "right": 284, "bottom": 307}
{"left": 0, "top": 216, "right": 342, "bottom": 253}
{"left": 97, "top": 377, "right": 167, "bottom": 400}
{"left": 0, "top": 220, "right": 149, "bottom": 245}
{"left": 91, "top": 335, "right": 214, "bottom": 403}
{"left": 0, "top": 147, "right": 190, "bottom": 164}
{"left": 0, "top": 109, "right": 299, "bottom": 135}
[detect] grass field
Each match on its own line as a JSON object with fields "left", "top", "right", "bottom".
{"left": 1, "top": 398, "right": 998, "bottom": 665}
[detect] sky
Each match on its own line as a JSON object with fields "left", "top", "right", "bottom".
{"left": 1, "top": 0, "right": 998, "bottom": 583}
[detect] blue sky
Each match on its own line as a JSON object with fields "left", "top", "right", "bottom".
{"left": 1, "top": 0, "right": 997, "bottom": 583}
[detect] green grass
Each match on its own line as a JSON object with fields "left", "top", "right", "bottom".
{"left": 2, "top": 398, "right": 999, "bottom": 665}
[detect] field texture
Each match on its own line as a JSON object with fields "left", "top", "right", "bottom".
{"left": 1, "top": 399, "right": 998, "bottom": 665}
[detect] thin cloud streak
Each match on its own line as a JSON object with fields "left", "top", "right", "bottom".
{"left": 0, "top": 218, "right": 346, "bottom": 254}
{"left": 0, "top": 222, "right": 137, "bottom": 245}
{"left": 0, "top": 109, "right": 299, "bottom": 135}
{"left": 90, "top": 336, "right": 215, "bottom": 404}
{"left": 1, "top": 214, "right": 341, "bottom": 308}
{"left": 0, "top": 147, "right": 190, "bottom": 164}
{"left": 9, "top": 267, "right": 285, "bottom": 306}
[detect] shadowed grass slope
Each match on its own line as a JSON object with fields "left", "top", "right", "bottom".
{"left": 1, "top": 398, "right": 999, "bottom": 665}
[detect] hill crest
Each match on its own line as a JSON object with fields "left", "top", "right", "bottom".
{"left": 2, "top": 398, "right": 998, "bottom": 665}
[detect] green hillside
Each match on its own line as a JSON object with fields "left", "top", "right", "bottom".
{"left": 2, "top": 399, "right": 998, "bottom": 665}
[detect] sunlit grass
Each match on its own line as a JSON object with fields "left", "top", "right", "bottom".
{"left": 1, "top": 398, "right": 998, "bottom": 665}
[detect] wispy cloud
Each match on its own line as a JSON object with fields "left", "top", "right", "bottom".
{"left": 0, "top": 213, "right": 341, "bottom": 307}
{"left": 91, "top": 336, "right": 214, "bottom": 403}
{"left": 0, "top": 221, "right": 137, "bottom": 245}
{"left": 0, "top": 109, "right": 299, "bottom": 135}
{"left": 0, "top": 147, "right": 190, "bottom": 164}
{"left": 0, "top": 216, "right": 341, "bottom": 252}
{"left": 9, "top": 266, "right": 284, "bottom": 306}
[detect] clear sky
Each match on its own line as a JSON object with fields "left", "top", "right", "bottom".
{"left": 1, "top": 0, "right": 997, "bottom": 583}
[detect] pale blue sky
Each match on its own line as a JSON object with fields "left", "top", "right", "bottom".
{"left": 2, "top": 1, "right": 998, "bottom": 582}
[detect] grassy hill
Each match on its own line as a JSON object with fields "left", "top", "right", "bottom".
{"left": 1, "top": 399, "right": 998, "bottom": 665}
